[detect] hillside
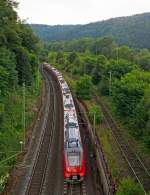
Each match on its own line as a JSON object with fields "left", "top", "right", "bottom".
{"left": 0, "top": 0, "right": 41, "bottom": 191}
{"left": 31, "top": 12, "right": 150, "bottom": 49}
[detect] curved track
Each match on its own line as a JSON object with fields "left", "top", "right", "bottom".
{"left": 25, "top": 67, "right": 56, "bottom": 195}
{"left": 93, "top": 93, "right": 150, "bottom": 194}
{"left": 43, "top": 67, "right": 64, "bottom": 195}
{"left": 11, "top": 66, "right": 102, "bottom": 195}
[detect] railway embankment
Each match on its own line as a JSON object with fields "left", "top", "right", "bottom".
{"left": 92, "top": 92, "right": 150, "bottom": 194}
{"left": 2, "top": 82, "right": 43, "bottom": 195}
{"left": 76, "top": 99, "right": 115, "bottom": 195}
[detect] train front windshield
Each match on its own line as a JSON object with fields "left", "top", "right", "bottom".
{"left": 67, "top": 152, "right": 81, "bottom": 167}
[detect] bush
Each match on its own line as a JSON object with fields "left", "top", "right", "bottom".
{"left": 116, "top": 178, "right": 145, "bottom": 195}
{"left": 89, "top": 105, "right": 103, "bottom": 125}
{"left": 76, "top": 75, "right": 92, "bottom": 100}
{"left": 98, "top": 78, "right": 109, "bottom": 96}
{"left": 0, "top": 172, "right": 9, "bottom": 192}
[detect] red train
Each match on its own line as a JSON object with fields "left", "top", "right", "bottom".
{"left": 64, "top": 142, "right": 86, "bottom": 182}
{"left": 45, "top": 63, "right": 86, "bottom": 183}
{"left": 63, "top": 103, "right": 86, "bottom": 182}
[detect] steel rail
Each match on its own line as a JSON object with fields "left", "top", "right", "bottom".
{"left": 92, "top": 93, "right": 150, "bottom": 194}
{"left": 25, "top": 66, "right": 55, "bottom": 195}
{"left": 64, "top": 181, "right": 87, "bottom": 195}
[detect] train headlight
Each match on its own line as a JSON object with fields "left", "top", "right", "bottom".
{"left": 67, "top": 167, "right": 70, "bottom": 172}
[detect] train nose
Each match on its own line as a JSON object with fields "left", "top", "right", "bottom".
{"left": 67, "top": 167, "right": 78, "bottom": 173}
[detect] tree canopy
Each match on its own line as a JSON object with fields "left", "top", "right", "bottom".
{"left": 32, "top": 12, "right": 150, "bottom": 49}
{"left": 0, "top": 0, "right": 42, "bottom": 191}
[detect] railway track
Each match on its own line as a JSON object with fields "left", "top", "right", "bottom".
{"left": 64, "top": 181, "right": 87, "bottom": 195}
{"left": 42, "top": 67, "right": 64, "bottom": 194}
{"left": 25, "top": 66, "right": 56, "bottom": 195}
{"left": 10, "top": 66, "right": 98, "bottom": 195}
{"left": 93, "top": 93, "right": 150, "bottom": 194}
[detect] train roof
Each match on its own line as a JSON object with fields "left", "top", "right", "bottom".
{"left": 64, "top": 98, "right": 74, "bottom": 109}
{"left": 48, "top": 65, "right": 83, "bottom": 159}
{"left": 68, "top": 127, "right": 80, "bottom": 139}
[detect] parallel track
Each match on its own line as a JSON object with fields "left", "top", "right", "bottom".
{"left": 25, "top": 67, "right": 56, "bottom": 195}
{"left": 43, "top": 68, "right": 64, "bottom": 194}
{"left": 64, "top": 181, "right": 87, "bottom": 195}
{"left": 93, "top": 93, "right": 150, "bottom": 194}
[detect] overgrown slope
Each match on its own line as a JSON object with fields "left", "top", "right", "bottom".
{"left": 0, "top": 0, "right": 42, "bottom": 191}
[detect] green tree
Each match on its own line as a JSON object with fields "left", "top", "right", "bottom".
{"left": 112, "top": 46, "right": 134, "bottom": 62}
{"left": 29, "top": 53, "right": 39, "bottom": 77}
{"left": 67, "top": 52, "right": 78, "bottom": 64}
{"left": 0, "top": 0, "right": 41, "bottom": 191}
{"left": 89, "top": 105, "right": 103, "bottom": 125}
{"left": 56, "top": 51, "right": 65, "bottom": 64}
{"left": 48, "top": 52, "right": 56, "bottom": 64}
{"left": 15, "top": 47, "right": 32, "bottom": 85}
{"left": 76, "top": 75, "right": 92, "bottom": 99}
{"left": 112, "top": 70, "right": 150, "bottom": 118}
{"left": 97, "top": 55, "right": 108, "bottom": 65}
{"left": 132, "top": 86, "right": 150, "bottom": 140}
{"left": 82, "top": 56, "right": 96, "bottom": 75}
{"left": 92, "top": 63, "right": 103, "bottom": 85}
{"left": 39, "top": 48, "right": 48, "bottom": 62}
{"left": 106, "top": 59, "right": 138, "bottom": 80}
{"left": 98, "top": 77, "right": 109, "bottom": 95}
{"left": 91, "top": 37, "right": 115, "bottom": 58}
{"left": 4, "top": 28, "right": 21, "bottom": 50}
{"left": 19, "top": 24, "right": 39, "bottom": 53}
{"left": 0, "top": 66, "right": 9, "bottom": 95}
{"left": 135, "top": 49, "right": 150, "bottom": 71}
{"left": 0, "top": 47, "right": 17, "bottom": 89}
{"left": 116, "top": 178, "right": 145, "bottom": 195}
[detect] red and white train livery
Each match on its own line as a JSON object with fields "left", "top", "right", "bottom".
{"left": 44, "top": 63, "right": 86, "bottom": 182}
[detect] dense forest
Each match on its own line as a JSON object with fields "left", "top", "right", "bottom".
{"left": 31, "top": 12, "right": 150, "bottom": 49}
{"left": 48, "top": 36, "right": 150, "bottom": 149}
{"left": 0, "top": 0, "right": 42, "bottom": 191}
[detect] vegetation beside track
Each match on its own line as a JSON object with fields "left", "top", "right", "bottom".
{"left": 83, "top": 99, "right": 121, "bottom": 182}
{"left": 48, "top": 38, "right": 150, "bottom": 153}
{"left": 60, "top": 72, "right": 147, "bottom": 193}
{"left": 48, "top": 40, "right": 150, "bottom": 193}
{"left": 0, "top": 74, "right": 41, "bottom": 192}
{"left": 0, "top": 0, "right": 44, "bottom": 192}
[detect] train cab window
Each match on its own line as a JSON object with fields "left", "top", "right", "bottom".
{"left": 67, "top": 151, "right": 81, "bottom": 167}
